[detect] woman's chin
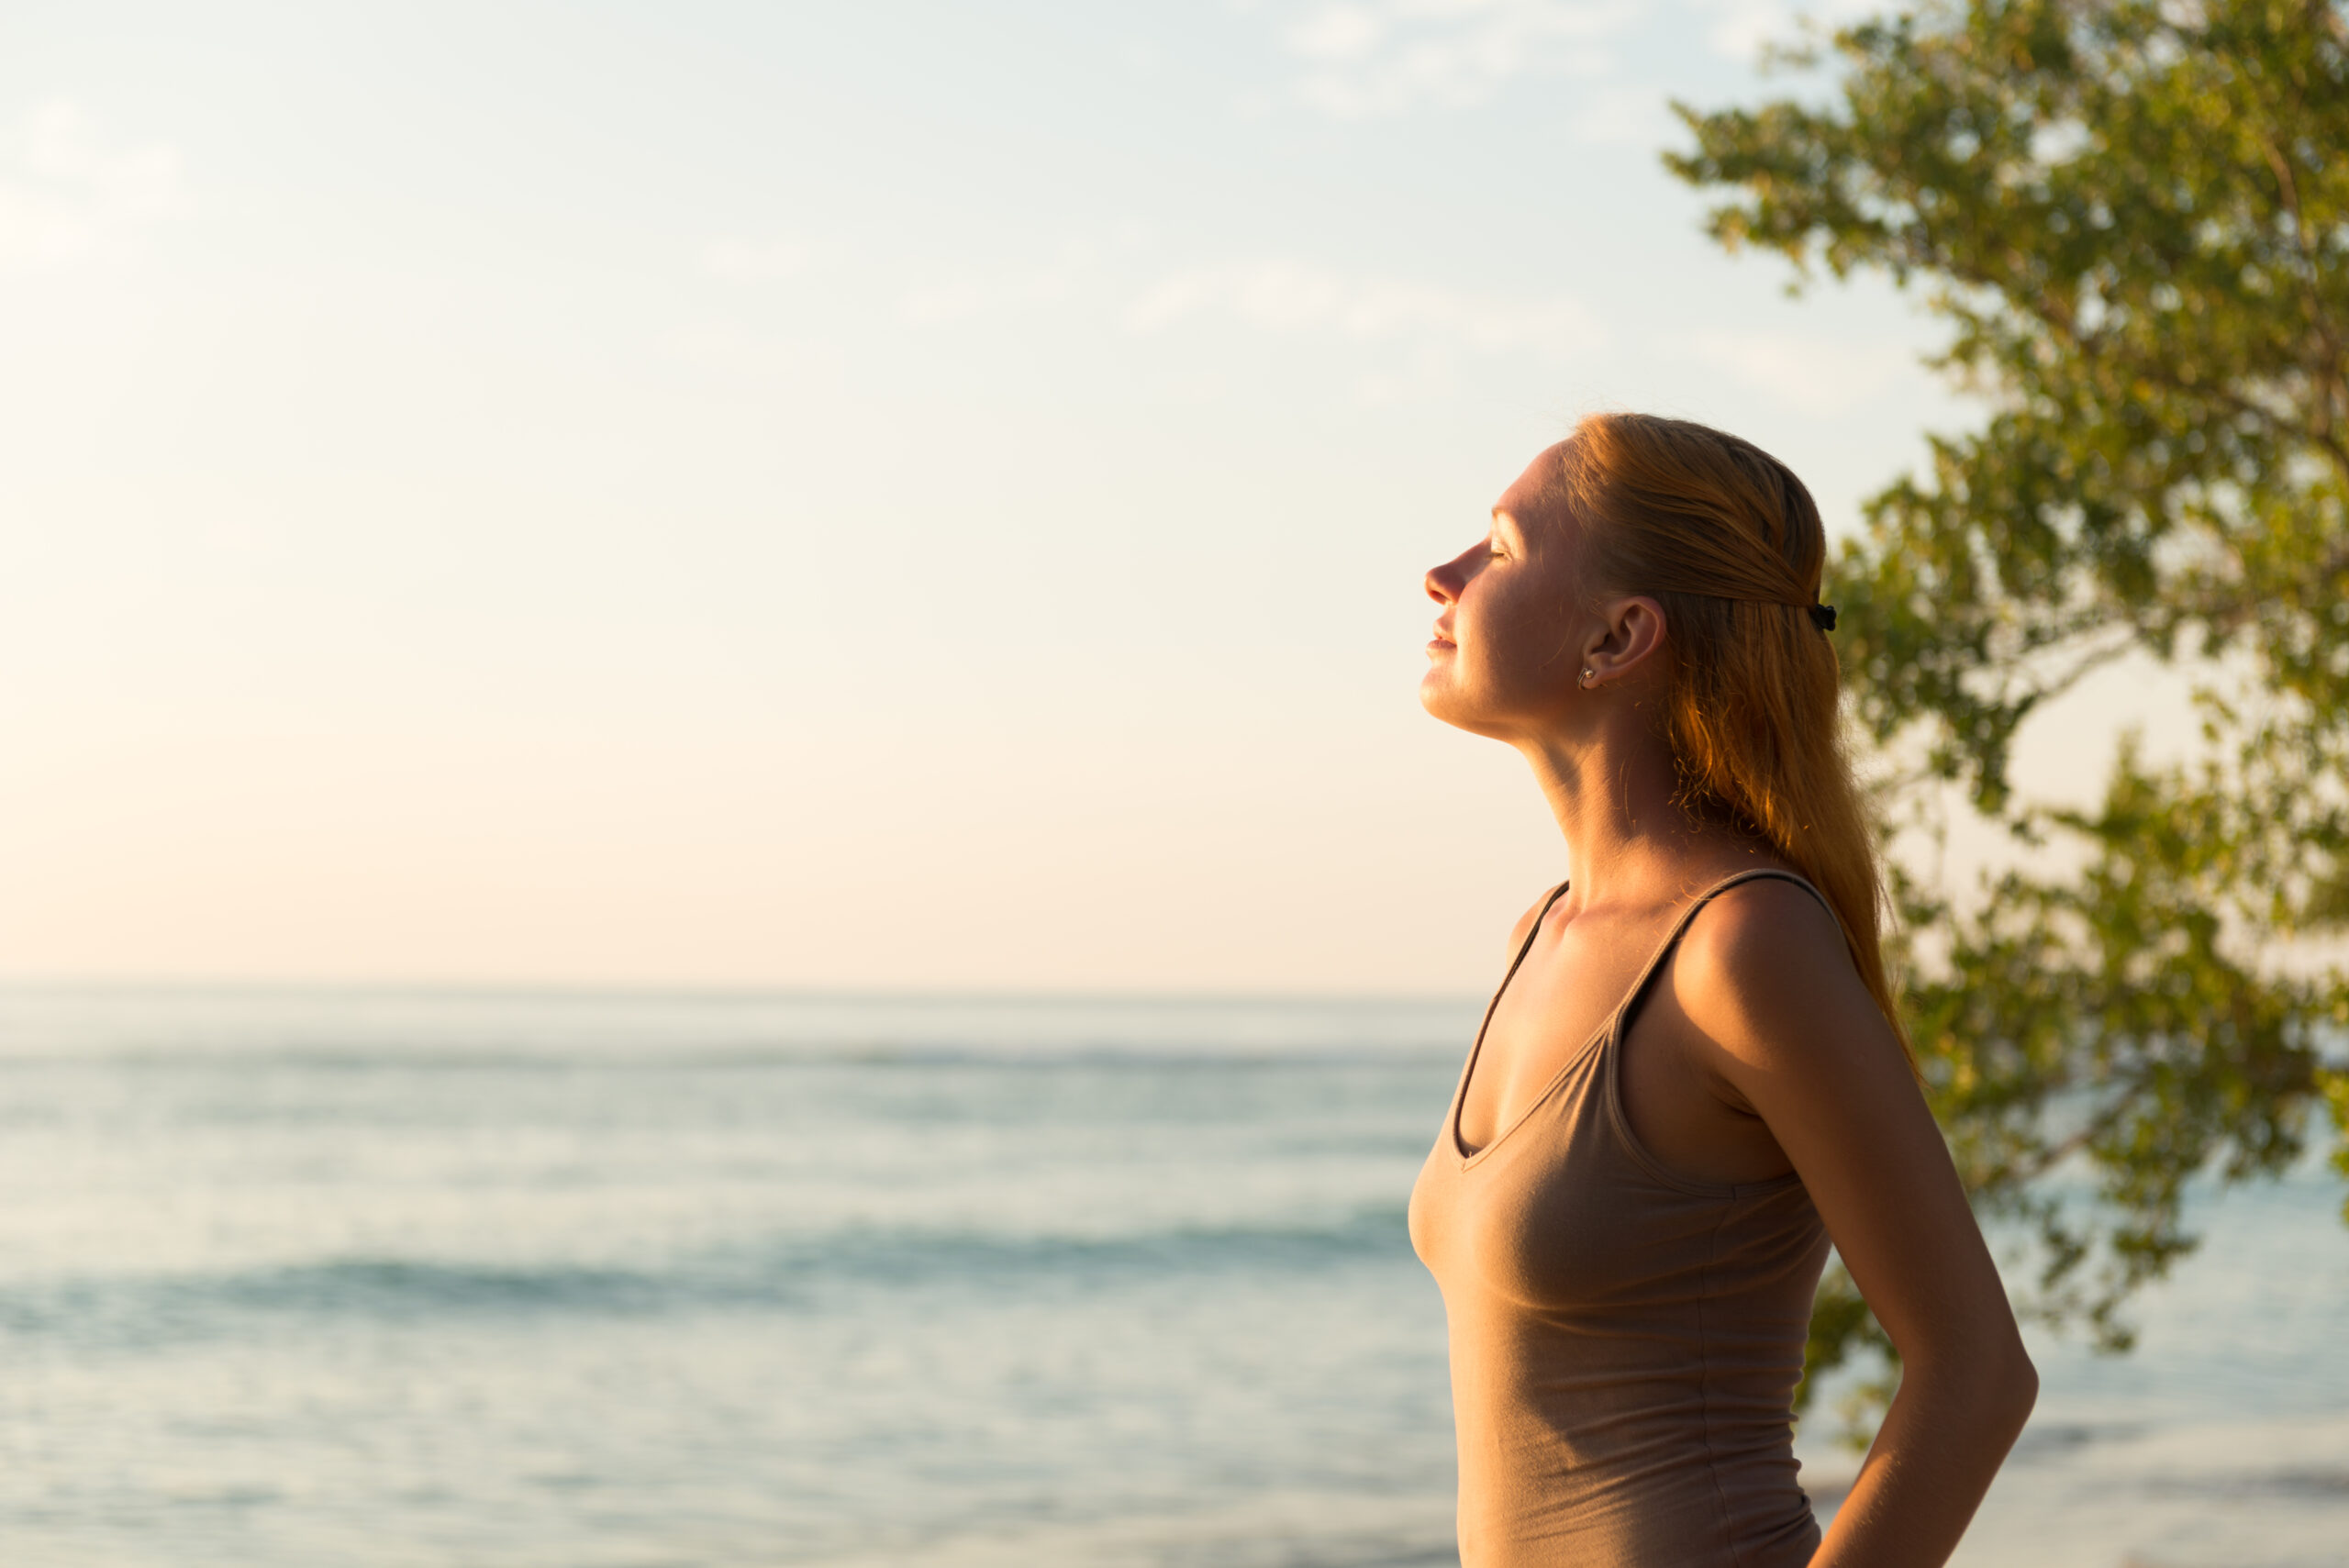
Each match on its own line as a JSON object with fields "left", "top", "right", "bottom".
{"left": 1419, "top": 683, "right": 1530, "bottom": 743}
{"left": 1418, "top": 673, "right": 1476, "bottom": 727}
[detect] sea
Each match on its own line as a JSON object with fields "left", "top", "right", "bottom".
{"left": 1, "top": 988, "right": 2343, "bottom": 1568}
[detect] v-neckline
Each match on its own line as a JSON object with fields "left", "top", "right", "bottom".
{"left": 1448, "top": 879, "right": 1573, "bottom": 1165}
{"left": 1447, "top": 869, "right": 1804, "bottom": 1168}
{"left": 1450, "top": 1013, "right": 1616, "bottom": 1166}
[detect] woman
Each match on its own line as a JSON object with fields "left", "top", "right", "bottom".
{"left": 1407, "top": 414, "right": 2036, "bottom": 1567}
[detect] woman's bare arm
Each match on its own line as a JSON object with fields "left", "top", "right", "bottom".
{"left": 1672, "top": 880, "right": 2037, "bottom": 1566}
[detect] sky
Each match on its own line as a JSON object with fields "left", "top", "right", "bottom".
{"left": 0, "top": 0, "right": 2160, "bottom": 994}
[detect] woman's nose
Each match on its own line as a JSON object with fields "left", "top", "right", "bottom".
{"left": 1425, "top": 561, "right": 1462, "bottom": 605}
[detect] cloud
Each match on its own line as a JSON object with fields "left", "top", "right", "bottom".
{"left": 894, "top": 241, "right": 1101, "bottom": 328}
{"left": 0, "top": 99, "right": 189, "bottom": 270}
{"left": 1272, "top": 0, "right": 1635, "bottom": 117}
{"left": 1678, "top": 328, "right": 1917, "bottom": 415}
{"left": 1564, "top": 82, "right": 1679, "bottom": 145}
{"left": 1128, "top": 259, "right": 1600, "bottom": 357}
{"left": 1687, "top": 0, "right": 1876, "bottom": 61}
{"left": 1256, "top": 2, "right": 1882, "bottom": 122}
{"left": 898, "top": 276, "right": 989, "bottom": 326}
{"left": 702, "top": 239, "right": 811, "bottom": 282}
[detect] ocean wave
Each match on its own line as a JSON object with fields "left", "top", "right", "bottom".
{"left": 0, "top": 1207, "right": 1414, "bottom": 1345}
{"left": 803, "top": 1205, "right": 1410, "bottom": 1284}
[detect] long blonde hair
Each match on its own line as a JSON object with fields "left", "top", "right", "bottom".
{"left": 1553, "top": 413, "right": 1911, "bottom": 1063}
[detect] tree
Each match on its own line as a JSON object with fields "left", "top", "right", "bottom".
{"left": 1666, "top": 0, "right": 2349, "bottom": 1436}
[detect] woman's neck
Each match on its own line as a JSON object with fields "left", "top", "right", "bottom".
{"left": 1516, "top": 712, "right": 1753, "bottom": 913}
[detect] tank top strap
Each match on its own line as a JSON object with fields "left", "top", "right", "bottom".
{"left": 1610, "top": 868, "right": 1834, "bottom": 1034}
{"left": 1475, "top": 879, "right": 1572, "bottom": 1040}
{"left": 1442, "top": 880, "right": 1573, "bottom": 1161}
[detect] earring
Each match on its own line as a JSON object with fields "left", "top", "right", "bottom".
{"left": 1579, "top": 668, "right": 1596, "bottom": 688}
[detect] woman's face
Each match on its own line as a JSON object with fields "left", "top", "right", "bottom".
{"left": 1419, "top": 444, "right": 1598, "bottom": 740}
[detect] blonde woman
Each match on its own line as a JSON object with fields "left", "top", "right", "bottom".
{"left": 1408, "top": 415, "right": 2035, "bottom": 1567}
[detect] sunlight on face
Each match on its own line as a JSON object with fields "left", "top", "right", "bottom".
{"left": 1418, "top": 443, "right": 1592, "bottom": 741}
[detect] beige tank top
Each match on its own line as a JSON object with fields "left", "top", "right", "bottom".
{"left": 1408, "top": 870, "right": 1832, "bottom": 1568}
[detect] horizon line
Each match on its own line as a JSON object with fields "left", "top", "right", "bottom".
{"left": 0, "top": 975, "right": 1487, "bottom": 1008}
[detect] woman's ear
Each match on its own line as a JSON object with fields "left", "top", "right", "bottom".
{"left": 1583, "top": 595, "right": 1668, "bottom": 687}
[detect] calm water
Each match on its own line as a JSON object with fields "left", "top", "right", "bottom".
{"left": 0, "top": 989, "right": 2343, "bottom": 1567}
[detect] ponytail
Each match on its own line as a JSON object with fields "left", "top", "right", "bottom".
{"left": 1555, "top": 414, "right": 1913, "bottom": 1066}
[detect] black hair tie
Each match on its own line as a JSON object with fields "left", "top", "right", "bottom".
{"left": 1808, "top": 603, "right": 1838, "bottom": 632}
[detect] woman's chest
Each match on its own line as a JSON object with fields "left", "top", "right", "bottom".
{"left": 1413, "top": 1086, "right": 1738, "bottom": 1312}
{"left": 1453, "top": 923, "right": 1654, "bottom": 1154}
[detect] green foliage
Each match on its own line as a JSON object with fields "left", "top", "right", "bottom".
{"left": 1668, "top": 0, "right": 2349, "bottom": 1434}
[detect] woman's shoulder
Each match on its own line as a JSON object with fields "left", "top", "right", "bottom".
{"left": 1502, "top": 879, "right": 1568, "bottom": 962}
{"left": 1667, "top": 872, "right": 1861, "bottom": 1057}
